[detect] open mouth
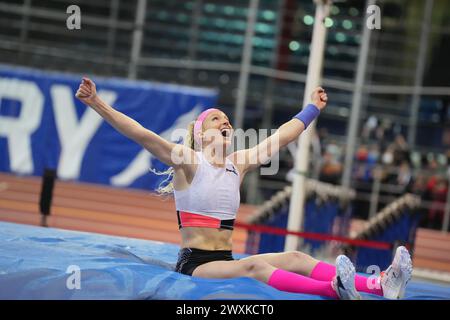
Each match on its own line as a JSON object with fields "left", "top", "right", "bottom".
{"left": 221, "top": 128, "right": 231, "bottom": 138}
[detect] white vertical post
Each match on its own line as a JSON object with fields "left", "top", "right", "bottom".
{"left": 19, "top": 0, "right": 32, "bottom": 44}
{"left": 187, "top": 0, "right": 203, "bottom": 84}
{"left": 19, "top": 0, "right": 32, "bottom": 57}
{"left": 341, "top": 0, "right": 375, "bottom": 189}
{"left": 128, "top": 0, "right": 147, "bottom": 79}
{"left": 407, "top": 0, "right": 434, "bottom": 147}
{"left": 107, "top": 0, "right": 120, "bottom": 58}
{"left": 247, "top": 1, "right": 284, "bottom": 205}
{"left": 285, "top": 0, "right": 331, "bottom": 251}
{"left": 233, "top": 0, "right": 259, "bottom": 130}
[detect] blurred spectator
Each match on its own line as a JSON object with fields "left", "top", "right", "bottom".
{"left": 317, "top": 128, "right": 329, "bottom": 148}
{"left": 368, "top": 144, "right": 380, "bottom": 163}
{"left": 442, "top": 128, "right": 450, "bottom": 148}
{"left": 361, "top": 116, "right": 378, "bottom": 141}
{"left": 392, "top": 134, "right": 410, "bottom": 165}
{"left": 381, "top": 145, "right": 395, "bottom": 166}
{"left": 356, "top": 144, "right": 369, "bottom": 162}
{"left": 426, "top": 176, "right": 449, "bottom": 230}
{"left": 396, "top": 161, "right": 412, "bottom": 191}
{"left": 427, "top": 156, "right": 439, "bottom": 171}
{"left": 409, "top": 173, "right": 427, "bottom": 195}
{"left": 353, "top": 144, "right": 377, "bottom": 182}
{"left": 318, "top": 141, "right": 343, "bottom": 184}
{"left": 315, "top": 124, "right": 448, "bottom": 228}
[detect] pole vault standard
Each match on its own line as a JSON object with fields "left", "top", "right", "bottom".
{"left": 285, "top": 0, "right": 331, "bottom": 252}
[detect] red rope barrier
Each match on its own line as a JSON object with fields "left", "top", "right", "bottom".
{"left": 234, "top": 221, "right": 394, "bottom": 250}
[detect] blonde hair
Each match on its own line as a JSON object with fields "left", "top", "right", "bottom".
{"left": 152, "top": 121, "right": 196, "bottom": 196}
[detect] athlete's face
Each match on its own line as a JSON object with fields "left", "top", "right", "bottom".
{"left": 200, "top": 111, "right": 233, "bottom": 148}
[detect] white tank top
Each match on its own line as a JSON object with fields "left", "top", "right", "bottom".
{"left": 174, "top": 152, "right": 240, "bottom": 229}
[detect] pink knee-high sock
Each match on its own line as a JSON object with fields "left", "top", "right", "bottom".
{"left": 268, "top": 269, "right": 338, "bottom": 299}
{"left": 310, "top": 261, "right": 383, "bottom": 296}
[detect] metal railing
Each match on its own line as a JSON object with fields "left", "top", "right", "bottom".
{"left": 254, "top": 160, "right": 450, "bottom": 233}
{"left": 247, "top": 178, "right": 355, "bottom": 224}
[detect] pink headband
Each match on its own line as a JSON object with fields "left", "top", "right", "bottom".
{"left": 194, "top": 108, "right": 220, "bottom": 146}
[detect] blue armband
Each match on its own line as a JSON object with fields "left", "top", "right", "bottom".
{"left": 293, "top": 104, "right": 320, "bottom": 128}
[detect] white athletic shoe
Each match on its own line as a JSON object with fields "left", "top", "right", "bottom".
{"left": 332, "top": 255, "right": 362, "bottom": 300}
{"left": 380, "top": 246, "right": 413, "bottom": 299}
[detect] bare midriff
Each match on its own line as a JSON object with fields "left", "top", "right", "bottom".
{"left": 180, "top": 227, "right": 233, "bottom": 251}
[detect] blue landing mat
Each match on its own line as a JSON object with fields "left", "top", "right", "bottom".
{"left": 0, "top": 222, "right": 449, "bottom": 300}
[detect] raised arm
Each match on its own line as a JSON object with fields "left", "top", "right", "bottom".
{"left": 231, "top": 87, "right": 328, "bottom": 174}
{"left": 75, "top": 77, "right": 194, "bottom": 167}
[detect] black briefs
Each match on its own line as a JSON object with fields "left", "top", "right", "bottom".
{"left": 175, "top": 248, "right": 234, "bottom": 276}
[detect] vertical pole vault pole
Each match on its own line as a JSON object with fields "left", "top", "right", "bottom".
{"left": 285, "top": 0, "right": 331, "bottom": 251}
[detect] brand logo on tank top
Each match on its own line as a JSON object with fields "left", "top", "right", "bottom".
{"left": 226, "top": 166, "right": 238, "bottom": 176}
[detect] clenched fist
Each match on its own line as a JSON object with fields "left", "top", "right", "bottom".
{"left": 75, "top": 77, "right": 97, "bottom": 106}
{"left": 311, "top": 87, "right": 328, "bottom": 110}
